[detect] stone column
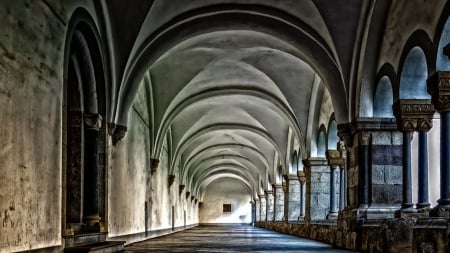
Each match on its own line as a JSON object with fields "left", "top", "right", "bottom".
{"left": 265, "top": 190, "right": 274, "bottom": 222}
{"left": 255, "top": 199, "right": 261, "bottom": 222}
{"left": 417, "top": 131, "right": 430, "bottom": 209}
{"left": 273, "top": 184, "right": 284, "bottom": 221}
{"left": 303, "top": 157, "right": 329, "bottom": 220}
{"left": 338, "top": 141, "right": 347, "bottom": 211}
{"left": 359, "top": 132, "right": 370, "bottom": 209}
{"left": 283, "top": 174, "right": 301, "bottom": 221}
{"left": 326, "top": 150, "right": 344, "bottom": 219}
{"left": 297, "top": 171, "right": 306, "bottom": 219}
{"left": 259, "top": 194, "right": 266, "bottom": 222}
{"left": 393, "top": 99, "right": 434, "bottom": 214}
{"left": 428, "top": 72, "right": 450, "bottom": 216}
{"left": 84, "top": 113, "right": 103, "bottom": 229}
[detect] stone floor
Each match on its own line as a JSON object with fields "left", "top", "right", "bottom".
{"left": 124, "top": 225, "right": 359, "bottom": 252}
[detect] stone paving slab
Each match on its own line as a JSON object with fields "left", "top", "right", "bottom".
{"left": 124, "top": 225, "right": 359, "bottom": 252}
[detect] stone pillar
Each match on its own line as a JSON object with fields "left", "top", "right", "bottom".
{"left": 255, "top": 199, "right": 261, "bottom": 222}
{"left": 259, "top": 194, "right": 266, "bottom": 222}
{"left": 273, "top": 184, "right": 284, "bottom": 221}
{"left": 393, "top": 99, "right": 434, "bottom": 214}
{"left": 338, "top": 141, "right": 347, "bottom": 211}
{"left": 303, "top": 157, "right": 329, "bottom": 220}
{"left": 283, "top": 174, "right": 301, "bottom": 221}
{"left": 326, "top": 150, "right": 344, "bottom": 219}
{"left": 265, "top": 190, "right": 274, "bottom": 222}
{"left": 417, "top": 131, "right": 430, "bottom": 209}
{"left": 83, "top": 113, "right": 103, "bottom": 229}
{"left": 359, "top": 132, "right": 370, "bottom": 209}
{"left": 251, "top": 201, "right": 256, "bottom": 223}
{"left": 428, "top": 72, "right": 450, "bottom": 216}
{"left": 298, "top": 171, "right": 306, "bottom": 219}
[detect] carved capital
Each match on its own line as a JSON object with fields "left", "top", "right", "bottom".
{"left": 393, "top": 99, "right": 434, "bottom": 132}
{"left": 297, "top": 170, "right": 306, "bottom": 182}
{"left": 150, "top": 158, "right": 159, "bottom": 175}
{"left": 191, "top": 196, "right": 195, "bottom": 202}
{"left": 186, "top": 191, "right": 190, "bottom": 199}
{"left": 258, "top": 194, "right": 266, "bottom": 200}
{"left": 428, "top": 71, "right": 450, "bottom": 112}
{"left": 111, "top": 124, "right": 127, "bottom": 145}
{"left": 359, "top": 131, "right": 371, "bottom": 146}
{"left": 179, "top": 185, "right": 185, "bottom": 194}
{"left": 84, "top": 113, "right": 103, "bottom": 130}
{"left": 326, "top": 150, "right": 345, "bottom": 168}
{"left": 264, "top": 190, "right": 273, "bottom": 195}
{"left": 168, "top": 175, "right": 175, "bottom": 187}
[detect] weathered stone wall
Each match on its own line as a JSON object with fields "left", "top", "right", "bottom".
{"left": 199, "top": 178, "right": 252, "bottom": 224}
{"left": 0, "top": 1, "right": 68, "bottom": 252}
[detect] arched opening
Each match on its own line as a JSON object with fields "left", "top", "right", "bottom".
{"left": 327, "top": 117, "right": 338, "bottom": 150}
{"left": 373, "top": 76, "right": 394, "bottom": 117}
{"left": 317, "top": 125, "right": 326, "bottom": 158}
{"left": 64, "top": 9, "right": 107, "bottom": 236}
{"left": 399, "top": 46, "right": 430, "bottom": 99}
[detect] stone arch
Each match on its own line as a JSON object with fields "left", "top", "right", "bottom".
{"left": 373, "top": 63, "right": 396, "bottom": 117}
{"left": 63, "top": 8, "right": 108, "bottom": 235}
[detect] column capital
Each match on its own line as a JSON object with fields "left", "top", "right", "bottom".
{"left": 283, "top": 173, "right": 299, "bottom": 181}
{"left": 302, "top": 157, "right": 328, "bottom": 167}
{"left": 168, "top": 175, "right": 175, "bottom": 187}
{"left": 428, "top": 71, "right": 450, "bottom": 112}
{"left": 84, "top": 113, "right": 103, "bottom": 130}
{"left": 110, "top": 124, "right": 127, "bottom": 145}
{"left": 393, "top": 99, "right": 434, "bottom": 132}
{"left": 258, "top": 194, "right": 266, "bottom": 200}
{"left": 326, "top": 150, "right": 345, "bottom": 168}
{"left": 186, "top": 191, "right": 190, "bottom": 199}
{"left": 150, "top": 158, "right": 159, "bottom": 175}
{"left": 337, "top": 123, "right": 353, "bottom": 147}
{"left": 264, "top": 190, "right": 273, "bottom": 195}
{"left": 297, "top": 170, "right": 306, "bottom": 182}
{"left": 179, "top": 185, "right": 185, "bottom": 194}
{"left": 359, "top": 131, "right": 371, "bottom": 145}
{"left": 272, "top": 184, "right": 283, "bottom": 190}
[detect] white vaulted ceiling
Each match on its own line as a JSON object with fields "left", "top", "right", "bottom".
{"left": 102, "top": 0, "right": 362, "bottom": 200}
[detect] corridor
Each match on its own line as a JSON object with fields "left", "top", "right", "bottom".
{"left": 124, "top": 225, "right": 357, "bottom": 252}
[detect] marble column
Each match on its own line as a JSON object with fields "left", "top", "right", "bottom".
{"left": 428, "top": 72, "right": 450, "bottom": 216}
{"left": 393, "top": 99, "right": 434, "bottom": 214}
{"left": 283, "top": 174, "right": 301, "bottom": 221}
{"left": 273, "top": 184, "right": 284, "bottom": 221}
{"left": 298, "top": 171, "right": 306, "bottom": 219}
{"left": 265, "top": 190, "right": 274, "bottom": 222}
{"left": 255, "top": 199, "right": 261, "bottom": 222}
{"left": 259, "top": 194, "right": 266, "bottom": 222}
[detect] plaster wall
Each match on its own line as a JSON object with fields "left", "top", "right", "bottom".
{"left": 199, "top": 178, "right": 252, "bottom": 224}
{"left": 108, "top": 83, "right": 198, "bottom": 243}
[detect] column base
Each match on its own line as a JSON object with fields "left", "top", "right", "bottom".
{"left": 327, "top": 212, "right": 338, "bottom": 219}
{"left": 430, "top": 199, "right": 450, "bottom": 217}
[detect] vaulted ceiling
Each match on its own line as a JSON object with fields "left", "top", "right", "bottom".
{"left": 99, "top": 0, "right": 365, "bottom": 199}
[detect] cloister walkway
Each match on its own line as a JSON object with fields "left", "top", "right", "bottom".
{"left": 124, "top": 225, "right": 358, "bottom": 252}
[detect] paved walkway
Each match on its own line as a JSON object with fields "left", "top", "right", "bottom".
{"left": 124, "top": 225, "right": 359, "bottom": 252}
